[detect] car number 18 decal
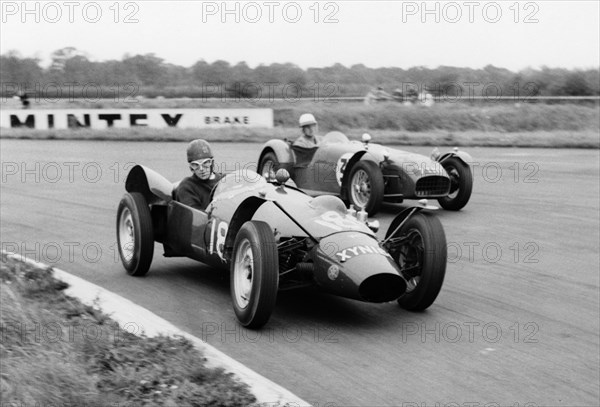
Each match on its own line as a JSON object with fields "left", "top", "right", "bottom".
{"left": 209, "top": 219, "right": 228, "bottom": 259}
{"left": 335, "top": 153, "right": 353, "bottom": 186}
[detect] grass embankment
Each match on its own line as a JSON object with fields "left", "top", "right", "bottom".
{"left": 2, "top": 127, "right": 598, "bottom": 148}
{"left": 0, "top": 254, "right": 256, "bottom": 406}
{"left": 1, "top": 101, "right": 598, "bottom": 148}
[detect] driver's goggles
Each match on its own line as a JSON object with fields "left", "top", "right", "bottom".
{"left": 190, "top": 158, "right": 214, "bottom": 170}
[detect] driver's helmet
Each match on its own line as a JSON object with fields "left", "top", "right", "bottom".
{"left": 298, "top": 113, "right": 317, "bottom": 128}
{"left": 187, "top": 139, "right": 213, "bottom": 162}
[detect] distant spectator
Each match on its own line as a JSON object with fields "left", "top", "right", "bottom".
{"left": 364, "top": 86, "right": 392, "bottom": 105}
{"left": 419, "top": 92, "right": 435, "bottom": 107}
{"left": 374, "top": 86, "right": 392, "bottom": 100}
{"left": 18, "top": 92, "right": 30, "bottom": 109}
{"left": 400, "top": 88, "right": 419, "bottom": 105}
{"left": 392, "top": 88, "right": 404, "bottom": 102}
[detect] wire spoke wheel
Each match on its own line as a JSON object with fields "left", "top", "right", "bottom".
{"left": 351, "top": 169, "right": 371, "bottom": 208}
{"left": 394, "top": 229, "right": 424, "bottom": 293}
{"left": 346, "top": 161, "right": 384, "bottom": 215}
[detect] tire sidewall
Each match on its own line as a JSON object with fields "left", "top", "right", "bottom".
{"left": 117, "top": 194, "right": 140, "bottom": 272}
{"left": 438, "top": 157, "right": 473, "bottom": 211}
{"left": 230, "top": 221, "right": 278, "bottom": 328}
{"left": 116, "top": 192, "right": 154, "bottom": 276}
{"left": 396, "top": 212, "right": 447, "bottom": 310}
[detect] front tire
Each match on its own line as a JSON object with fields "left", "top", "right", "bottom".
{"left": 347, "top": 160, "right": 384, "bottom": 216}
{"left": 388, "top": 212, "right": 446, "bottom": 311}
{"left": 230, "top": 221, "right": 279, "bottom": 328}
{"left": 116, "top": 192, "right": 154, "bottom": 276}
{"left": 258, "top": 152, "right": 279, "bottom": 181}
{"left": 438, "top": 157, "right": 473, "bottom": 211}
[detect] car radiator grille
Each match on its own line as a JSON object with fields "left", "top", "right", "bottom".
{"left": 415, "top": 176, "right": 450, "bottom": 197}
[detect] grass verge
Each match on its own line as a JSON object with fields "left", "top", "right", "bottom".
{"left": 1, "top": 127, "right": 598, "bottom": 148}
{"left": 0, "top": 254, "right": 256, "bottom": 406}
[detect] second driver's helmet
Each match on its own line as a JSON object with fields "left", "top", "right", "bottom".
{"left": 298, "top": 113, "right": 317, "bottom": 128}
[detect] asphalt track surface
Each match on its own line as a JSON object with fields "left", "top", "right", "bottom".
{"left": 1, "top": 140, "right": 599, "bottom": 406}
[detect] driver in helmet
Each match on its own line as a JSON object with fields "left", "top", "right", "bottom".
{"left": 293, "top": 113, "right": 322, "bottom": 148}
{"left": 174, "top": 139, "right": 223, "bottom": 211}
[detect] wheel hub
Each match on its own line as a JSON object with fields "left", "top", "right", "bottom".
{"left": 394, "top": 229, "right": 424, "bottom": 293}
{"left": 234, "top": 240, "right": 254, "bottom": 309}
{"left": 351, "top": 170, "right": 371, "bottom": 207}
{"left": 118, "top": 208, "right": 135, "bottom": 262}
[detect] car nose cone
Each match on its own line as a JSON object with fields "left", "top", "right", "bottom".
{"left": 313, "top": 233, "right": 407, "bottom": 302}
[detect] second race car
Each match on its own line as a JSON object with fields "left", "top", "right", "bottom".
{"left": 258, "top": 132, "right": 474, "bottom": 215}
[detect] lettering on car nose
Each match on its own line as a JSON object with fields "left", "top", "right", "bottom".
{"left": 335, "top": 245, "right": 391, "bottom": 262}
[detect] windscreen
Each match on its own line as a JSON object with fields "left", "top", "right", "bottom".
{"left": 306, "top": 195, "right": 348, "bottom": 216}
{"left": 322, "top": 131, "right": 349, "bottom": 144}
{"left": 212, "top": 169, "right": 268, "bottom": 199}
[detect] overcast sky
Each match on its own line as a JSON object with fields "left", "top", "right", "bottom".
{"left": 1, "top": 0, "right": 599, "bottom": 70}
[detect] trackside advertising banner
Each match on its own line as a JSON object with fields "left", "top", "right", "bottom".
{"left": 0, "top": 109, "right": 274, "bottom": 129}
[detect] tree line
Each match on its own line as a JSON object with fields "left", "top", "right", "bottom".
{"left": 1, "top": 47, "right": 598, "bottom": 99}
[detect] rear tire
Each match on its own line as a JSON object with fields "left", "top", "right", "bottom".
{"left": 347, "top": 160, "right": 384, "bottom": 216}
{"left": 230, "top": 221, "right": 279, "bottom": 328}
{"left": 438, "top": 157, "right": 473, "bottom": 211}
{"left": 116, "top": 192, "right": 154, "bottom": 276}
{"left": 388, "top": 212, "right": 446, "bottom": 311}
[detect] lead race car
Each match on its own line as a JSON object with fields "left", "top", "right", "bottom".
{"left": 117, "top": 165, "right": 447, "bottom": 328}
{"left": 258, "top": 132, "right": 474, "bottom": 215}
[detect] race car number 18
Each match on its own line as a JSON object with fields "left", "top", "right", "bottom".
{"left": 209, "top": 219, "right": 228, "bottom": 259}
